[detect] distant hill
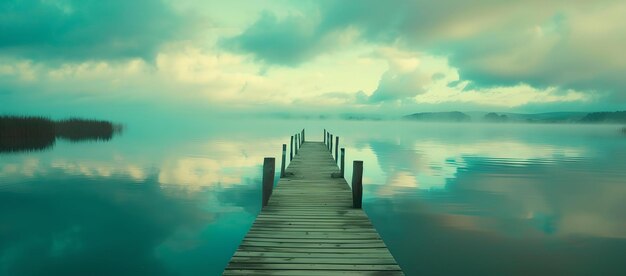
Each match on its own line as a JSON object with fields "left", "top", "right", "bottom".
{"left": 580, "top": 111, "right": 626, "bottom": 123}
{"left": 484, "top": 112, "right": 509, "bottom": 122}
{"left": 403, "top": 111, "right": 626, "bottom": 124}
{"left": 499, "top": 112, "right": 588, "bottom": 123}
{"left": 403, "top": 111, "right": 471, "bottom": 122}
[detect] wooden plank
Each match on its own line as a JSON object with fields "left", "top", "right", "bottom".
{"left": 254, "top": 218, "right": 371, "bottom": 223}
{"left": 230, "top": 256, "right": 397, "bottom": 264}
{"left": 233, "top": 251, "right": 395, "bottom": 258}
{"left": 244, "top": 233, "right": 382, "bottom": 240}
{"left": 240, "top": 241, "right": 387, "bottom": 248}
{"left": 225, "top": 141, "right": 403, "bottom": 275}
{"left": 224, "top": 270, "right": 404, "bottom": 276}
{"left": 242, "top": 238, "right": 383, "bottom": 243}
{"left": 235, "top": 245, "right": 394, "bottom": 252}
{"left": 248, "top": 227, "right": 379, "bottom": 232}
{"left": 252, "top": 220, "right": 374, "bottom": 225}
{"left": 226, "top": 263, "right": 402, "bottom": 271}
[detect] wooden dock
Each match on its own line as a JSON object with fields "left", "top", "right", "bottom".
{"left": 224, "top": 131, "right": 403, "bottom": 275}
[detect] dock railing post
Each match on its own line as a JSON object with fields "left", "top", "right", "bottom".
{"left": 327, "top": 133, "right": 330, "bottom": 149}
{"left": 262, "top": 157, "right": 276, "bottom": 207}
{"left": 340, "top": 148, "right": 345, "bottom": 177}
{"left": 324, "top": 129, "right": 326, "bottom": 144}
{"left": 302, "top": 129, "right": 305, "bottom": 143}
{"left": 290, "top": 136, "right": 294, "bottom": 161}
{"left": 335, "top": 136, "right": 339, "bottom": 162}
{"left": 352, "top": 160, "right": 363, "bottom": 208}
{"left": 295, "top": 134, "right": 299, "bottom": 155}
{"left": 330, "top": 134, "right": 333, "bottom": 153}
{"left": 281, "top": 144, "right": 286, "bottom": 177}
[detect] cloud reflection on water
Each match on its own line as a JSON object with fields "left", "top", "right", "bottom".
{"left": 1, "top": 121, "right": 624, "bottom": 275}
{"left": 0, "top": 133, "right": 280, "bottom": 275}
{"left": 355, "top": 127, "right": 626, "bottom": 275}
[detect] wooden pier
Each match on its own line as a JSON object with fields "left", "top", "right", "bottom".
{"left": 224, "top": 130, "right": 403, "bottom": 275}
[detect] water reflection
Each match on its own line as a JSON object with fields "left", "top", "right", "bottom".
{"left": 368, "top": 200, "right": 626, "bottom": 275}
{"left": 0, "top": 176, "right": 205, "bottom": 275}
{"left": 157, "top": 140, "right": 284, "bottom": 190}
{"left": 1, "top": 120, "right": 625, "bottom": 275}
{"left": 345, "top": 123, "right": 626, "bottom": 275}
{"left": 0, "top": 120, "right": 293, "bottom": 275}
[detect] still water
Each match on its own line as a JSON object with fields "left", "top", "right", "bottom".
{"left": 1, "top": 119, "right": 625, "bottom": 275}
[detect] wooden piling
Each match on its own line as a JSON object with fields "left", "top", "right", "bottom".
{"left": 327, "top": 133, "right": 330, "bottom": 149}
{"left": 280, "top": 144, "right": 286, "bottom": 177}
{"left": 323, "top": 129, "right": 326, "bottom": 144}
{"left": 302, "top": 129, "right": 305, "bottom": 143}
{"left": 340, "top": 148, "right": 345, "bottom": 177}
{"left": 290, "top": 136, "right": 294, "bottom": 161}
{"left": 330, "top": 134, "right": 333, "bottom": 153}
{"left": 295, "top": 134, "right": 299, "bottom": 155}
{"left": 352, "top": 160, "right": 363, "bottom": 209}
{"left": 335, "top": 136, "right": 339, "bottom": 162}
{"left": 328, "top": 133, "right": 331, "bottom": 149}
{"left": 262, "top": 157, "right": 275, "bottom": 207}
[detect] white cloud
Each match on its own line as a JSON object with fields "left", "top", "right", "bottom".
{"left": 1, "top": 0, "right": 620, "bottom": 113}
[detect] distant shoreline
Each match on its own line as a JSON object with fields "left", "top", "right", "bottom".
{"left": 401, "top": 111, "right": 626, "bottom": 124}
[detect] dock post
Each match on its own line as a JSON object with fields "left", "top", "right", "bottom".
{"left": 352, "top": 160, "right": 363, "bottom": 208}
{"left": 327, "top": 133, "right": 330, "bottom": 149}
{"left": 324, "top": 129, "right": 326, "bottom": 144}
{"left": 330, "top": 134, "right": 333, "bottom": 153}
{"left": 340, "top": 148, "right": 345, "bottom": 177}
{"left": 281, "top": 144, "right": 286, "bottom": 177}
{"left": 335, "top": 136, "right": 339, "bottom": 162}
{"left": 262, "top": 157, "right": 275, "bottom": 207}
{"left": 290, "top": 136, "right": 294, "bottom": 161}
{"left": 302, "top": 129, "right": 305, "bottom": 143}
{"left": 295, "top": 134, "right": 299, "bottom": 155}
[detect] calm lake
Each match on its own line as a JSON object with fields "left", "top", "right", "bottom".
{"left": 1, "top": 119, "right": 625, "bottom": 275}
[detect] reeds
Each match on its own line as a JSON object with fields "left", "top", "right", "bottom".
{"left": 0, "top": 116, "right": 56, "bottom": 152}
{"left": 0, "top": 116, "right": 122, "bottom": 153}
{"left": 55, "top": 118, "right": 115, "bottom": 141}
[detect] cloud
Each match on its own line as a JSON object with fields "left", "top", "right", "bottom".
{"left": 222, "top": 10, "right": 359, "bottom": 66}
{"left": 0, "top": 0, "right": 619, "bottom": 113}
{"left": 222, "top": 11, "right": 321, "bottom": 65}
{"left": 0, "top": 0, "right": 189, "bottom": 62}
{"left": 227, "top": 0, "right": 626, "bottom": 98}
{"left": 444, "top": 7, "right": 626, "bottom": 94}
{"left": 369, "top": 70, "right": 431, "bottom": 102}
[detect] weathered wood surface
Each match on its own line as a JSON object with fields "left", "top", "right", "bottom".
{"left": 224, "top": 141, "right": 403, "bottom": 275}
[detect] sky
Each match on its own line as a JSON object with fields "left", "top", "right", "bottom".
{"left": 1, "top": 0, "right": 625, "bottom": 118}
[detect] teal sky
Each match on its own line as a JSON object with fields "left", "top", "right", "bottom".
{"left": 1, "top": 0, "right": 625, "bottom": 118}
